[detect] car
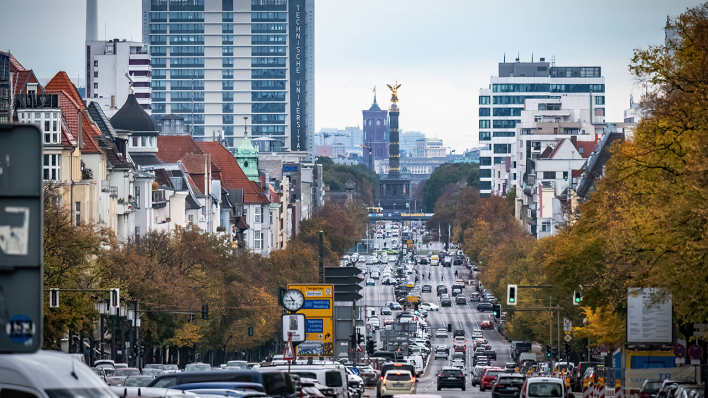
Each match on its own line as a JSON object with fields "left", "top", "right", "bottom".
{"left": 481, "top": 321, "right": 494, "bottom": 330}
{"left": 422, "top": 284, "right": 432, "bottom": 293}
{"left": 436, "top": 328, "right": 448, "bottom": 338}
{"left": 434, "top": 347, "right": 449, "bottom": 360}
{"left": 640, "top": 380, "right": 664, "bottom": 398}
{"left": 366, "top": 279, "right": 375, "bottom": 286}
{"left": 451, "top": 352, "right": 466, "bottom": 363}
{"left": 106, "top": 368, "right": 141, "bottom": 386}
{"left": 472, "top": 331, "right": 484, "bottom": 339}
{"left": 472, "top": 365, "right": 490, "bottom": 387}
{"left": 123, "top": 375, "right": 156, "bottom": 387}
{"left": 492, "top": 374, "right": 526, "bottom": 398}
{"left": 437, "top": 286, "right": 448, "bottom": 296}
{"left": 571, "top": 362, "right": 603, "bottom": 391}
{"left": 450, "top": 360, "right": 466, "bottom": 372}
{"left": 388, "top": 302, "right": 402, "bottom": 310}
{"left": 456, "top": 296, "right": 467, "bottom": 305}
{"left": 369, "top": 318, "right": 380, "bottom": 330}
{"left": 453, "top": 343, "right": 466, "bottom": 353}
{"left": 470, "top": 292, "right": 481, "bottom": 301}
{"left": 474, "top": 355, "right": 489, "bottom": 366}
{"left": 520, "top": 376, "right": 570, "bottom": 398}
{"left": 453, "top": 336, "right": 466, "bottom": 344}
{"left": 477, "top": 302, "right": 494, "bottom": 312}
{"left": 377, "top": 363, "right": 417, "bottom": 397}
{"left": 437, "top": 366, "right": 465, "bottom": 391}
{"left": 454, "top": 258, "right": 463, "bottom": 265}
{"left": 380, "top": 369, "right": 416, "bottom": 397}
{"left": 420, "top": 303, "right": 439, "bottom": 311}
{"left": 441, "top": 296, "right": 452, "bottom": 307}
{"left": 485, "top": 347, "right": 497, "bottom": 360}
{"left": 381, "top": 307, "right": 392, "bottom": 315}
{"left": 480, "top": 368, "right": 505, "bottom": 391}
{"left": 453, "top": 329, "right": 465, "bottom": 337}
{"left": 451, "top": 287, "right": 463, "bottom": 297}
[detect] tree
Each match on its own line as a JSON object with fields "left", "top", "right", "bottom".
{"left": 422, "top": 163, "right": 479, "bottom": 211}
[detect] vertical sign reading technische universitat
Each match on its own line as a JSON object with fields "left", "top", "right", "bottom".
{"left": 289, "top": 0, "right": 307, "bottom": 151}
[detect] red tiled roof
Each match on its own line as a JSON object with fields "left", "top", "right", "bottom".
{"left": 269, "top": 186, "right": 280, "bottom": 203}
{"left": 539, "top": 146, "right": 553, "bottom": 159}
{"left": 157, "top": 135, "right": 204, "bottom": 163}
{"left": 45, "top": 71, "right": 84, "bottom": 108}
{"left": 574, "top": 141, "right": 597, "bottom": 159}
{"left": 60, "top": 117, "right": 77, "bottom": 147}
{"left": 12, "top": 71, "right": 31, "bottom": 95}
{"left": 572, "top": 169, "right": 584, "bottom": 178}
{"left": 197, "top": 141, "right": 269, "bottom": 204}
{"left": 548, "top": 140, "right": 564, "bottom": 159}
{"left": 186, "top": 173, "right": 204, "bottom": 197}
{"left": 48, "top": 89, "right": 101, "bottom": 154}
{"left": 3, "top": 52, "right": 26, "bottom": 72}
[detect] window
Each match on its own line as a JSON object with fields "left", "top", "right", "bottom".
{"left": 222, "top": 12, "right": 233, "bottom": 21}
{"left": 94, "top": 60, "right": 98, "bottom": 67}
{"left": 493, "top": 108, "right": 523, "bottom": 117}
{"left": 543, "top": 171, "right": 556, "bottom": 179}
{"left": 563, "top": 128, "right": 580, "bottom": 134}
{"left": 223, "top": 81, "right": 233, "bottom": 90}
{"left": 43, "top": 154, "right": 61, "bottom": 180}
{"left": 480, "top": 181, "right": 491, "bottom": 190}
{"left": 479, "top": 120, "right": 490, "bottom": 129}
{"left": 254, "top": 231, "right": 262, "bottom": 249}
{"left": 538, "top": 103, "right": 561, "bottom": 111}
{"left": 541, "top": 222, "right": 551, "bottom": 233}
{"left": 493, "top": 144, "right": 511, "bottom": 154}
{"left": 479, "top": 157, "right": 491, "bottom": 166}
{"left": 563, "top": 171, "right": 568, "bottom": 180}
{"left": 493, "top": 120, "right": 520, "bottom": 129}
{"left": 480, "top": 168, "right": 491, "bottom": 178}
{"left": 479, "top": 108, "right": 490, "bottom": 116}
{"left": 270, "top": 211, "right": 273, "bottom": 224}
{"left": 579, "top": 147, "right": 584, "bottom": 154}
{"left": 134, "top": 186, "right": 141, "bottom": 209}
{"left": 493, "top": 131, "right": 515, "bottom": 137}
{"left": 93, "top": 71, "right": 98, "bottom": 78}
{"left": 594, "top": 96, "right": 605, "bottom": 105}
{"left": 479, "top": 96, "right": 490, "bottom": 105}
{"left": 255, "top": 206, "right": 262, "bottom": 223}
{"left": 222, "top": 23, "right": 233, "bottom": 33}
{"left": 94, "top": 83, "right": 98, "bottom": 89}
{"left": 75, "top": 202, "right": 81, "bottom": 225}
{"left": 479, "top": 131, "right": 491, "bottom": 141}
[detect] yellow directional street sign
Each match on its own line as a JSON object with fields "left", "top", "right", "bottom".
{"left": 288, "top": 284, "right": 334, "bottom": 356}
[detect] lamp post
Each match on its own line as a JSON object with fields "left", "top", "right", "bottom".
{"left": 96, "top": 301, "right": 109, "bottom": 360}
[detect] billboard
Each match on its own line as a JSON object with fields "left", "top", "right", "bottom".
{"left": 627, "top": 288, "right": 673, "bottom": 344}
{"left": 288, "top": 284, "right": 334, "bottom": 356}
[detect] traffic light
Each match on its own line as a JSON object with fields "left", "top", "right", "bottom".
{"left": 366, "top": 340, "right": 375, "bottom": 355}
{"left": 493, "top": 304, "right": 501, "bottom": 319}
{"left": 248, "top": 326, "right": 254, "bottom": 336}
{"left": 201, "top": 303, "right": 209, "bottom": 320}
{"left": 350, "top": 333, "right": 356, "bottom": 349}
{"left": 49, "top": 288, "right": 59, "bottom": 308}
{"left": 110, "top": 288, "right": 120, "bottom": 311}
{"left": 507, "top": 284, "right": 517, "bottom": 306}
{"left": 357, "top": 333, "right": 364, "bottom": 345}
{"left": 546, "top": 344, "right": 551, "bottom": 358}
{"left": 414, "top": 303, "right": 419, "bottom": 316}
{"left": 551, "top": 347, "right": 558, "bottom": 359}
{"left": 573, "top": 290, "right": 582, "bottom": 305}
{"left": 564, "top": 341, "right": 570, "bottom": 358}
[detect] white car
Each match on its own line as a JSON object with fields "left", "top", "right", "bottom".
{"left": 421, "top": 303, "right": 440, "bottom": 312}
{"left": 436, "top": 328, "right": 448, "bottom": 338}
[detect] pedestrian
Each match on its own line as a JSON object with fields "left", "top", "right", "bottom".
{"left": 441, "top": 274, "right": 444, "bottom": 281}
{"left": 428, "top": 272, "right": 431, "bottom": 279}
{"left": 454, "top": 270, "right": 458, "bottom": 278}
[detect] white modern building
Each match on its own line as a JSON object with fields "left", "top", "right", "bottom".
{"left": 141, "top": 0, "right": 315, "bottom": 161}
{"left": 86, "top": 39, "right": 152, "bottom": 117}
{"left": 479, "top": 59, "right": 605, "bottom": 196}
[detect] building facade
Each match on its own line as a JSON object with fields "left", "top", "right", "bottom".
{"left": 479, "top": 59, "right": 605, "bottom": 196}
{"left": 86, "top": 39, "right": 152, "bottom": 116}
{"left": 141, "top": 0, "right": 315, "bottom": 160}
{"left": 362, "top": 96, "right": 389, "bottom": 171}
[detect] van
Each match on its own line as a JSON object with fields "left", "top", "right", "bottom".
{"left": 270, "top": 364, "right": 348, "bottom": 398}
{"left": 0, "top": 350, "right": 113, "bottom": 398}
{"left": 404, "top": 355, "right": 424, "bottom": 375}
{"left": 149, "top": 369, "right": 296, "bottom": 398}
{"left": 430, "top": 256, "right": 439, "bottom": 266}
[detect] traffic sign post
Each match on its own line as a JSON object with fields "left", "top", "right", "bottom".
{"left": 674, "top": 344, "right": 686, "bottom": 358}
{"left": 689, "top": 344, "right": 703, "bottom": 360}
{"left": 0, "top": 125, "right": 44, "bottom": 353}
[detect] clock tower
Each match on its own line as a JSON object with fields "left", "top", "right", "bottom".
{"left": 235, "top": 118, "right": 259, "bottom": 182}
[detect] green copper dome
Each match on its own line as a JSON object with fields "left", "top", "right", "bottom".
{"left": 234, "top": 131, "right": 259, "bottom": 181}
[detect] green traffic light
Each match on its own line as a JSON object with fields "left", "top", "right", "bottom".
{"left": 509, "top": 298, "right": 515, "bottom": 302}
{"left": 575, "top": 297, "right": 581, "bottom": 302}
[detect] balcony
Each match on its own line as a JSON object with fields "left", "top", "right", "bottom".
{"left": 152, "top": 190, "right": 167, "bottom": 209}
{"left": 109, "top": 186, "right": 118, "bottom": 197}
{"left": 14, "top": 93, "right": 60, "bottom": 109}
{"left": 101, "top": 180, "right": 110, "bottom": 192}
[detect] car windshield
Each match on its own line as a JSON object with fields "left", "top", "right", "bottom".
{"left": 164, "top": 365, "right": 179, "bottom": 371}
{"left": 442, "top": 370, "right": 463, "bottom": 377}
{"left": 144, "top": 364, "right": 164, "bottom": 369}
{"left": 114, "top": 369, "right": 140, "bottom": 376}
{"left": 387, "top": 374, "right": 411, "bottom": 381}
{"left": 124, "top": 377, "right": 154, "bottom": 387}
{"left": 528, "top": 383, "right": 564, "bottom": 397}
{"left": 185, "top": 364, "right": 211, "bottom": 372}
{"left": 498, "top": 377, "right": 525, "bottom": 386}
{"left": 485, "top": 370, "right": 502, "bottom": 377}
{"left": 645, "top": 382, "right": 663, "bottom": 392}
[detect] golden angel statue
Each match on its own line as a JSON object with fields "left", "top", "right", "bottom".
{"left": 387, "top": 80, "right": 401, "bottom": 104}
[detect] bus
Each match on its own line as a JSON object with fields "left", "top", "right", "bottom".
{"left": 367, "top": 206, "right": 384, "bottom": 216}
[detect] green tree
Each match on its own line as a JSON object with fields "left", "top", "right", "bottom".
{"left": 422, "top": 162, "right": 479, "bottom": 211}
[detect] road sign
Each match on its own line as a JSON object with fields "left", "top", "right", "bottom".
{"left": 407, "top": 295, "right": 419, "bottom": 303}
{"left": 334, "top": 292, "right": 363, "bottom": 301}
{"left": 674, "top": 344, "right": 686, "bottom": 358}
{"left": 0, "top": 125, "right": 43, "bottom": 353}
{"left": 564, "top": 318, "right": 572, "bottom": 332}
{"left": 282, "top": 314, "right": 306, "bottom": 342}
{"left": 288, "top": 284, "right": 334, "bottom": 357}
{"left": 351, "top": 367, "right": 360, "bottom": 376}
{"left": 356, "top": 343, "right": 363, "bottom": 353}
{"left": 283, "top": 332, "right": 295, "bottom": 361}
{"left": 365, "top": 323, "right": 372, "bottom": 330}
{"left": 564, "top": 335, "right": 572, "bottom": 342}
{"left": 688, "top": 344, "right": 703, "bottom": 359}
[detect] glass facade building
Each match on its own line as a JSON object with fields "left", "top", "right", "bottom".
{"left": 478, "top": 60, "right": 605, "bottom": 196}
{"left": 142, "top": 0, "right": 314, "bottom": 159}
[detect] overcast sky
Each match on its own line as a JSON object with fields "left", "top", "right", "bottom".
{"left": 0, "top": 0, "right": 701, "bottom": 151}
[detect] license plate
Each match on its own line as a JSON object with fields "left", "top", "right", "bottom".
{"left": 392, "top": 383, "right": 404, "bottom": 388}
{"left": 448, "top": 377, "right": 457, "bottom": 380}
{"left": 508, "top": 387, "right": 519, "bottom": 390}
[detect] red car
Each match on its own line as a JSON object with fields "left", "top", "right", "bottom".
{"left": 481, "top": 321, "right": 493, "bottom": 330}
{"left": 480, "top": 367, "right": 504, "bottom": 391}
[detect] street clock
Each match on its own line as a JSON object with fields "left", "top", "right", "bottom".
{"left": 282, "top": 289, "right": 305, "bottom": 312}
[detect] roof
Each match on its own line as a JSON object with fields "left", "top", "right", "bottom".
{"left": 157, "top": 135, "right": 204, "bottom": 163}
{"left": 45, "top": 71, "right": 84, "bottom": 108}
{"left": 48, "top": 90, "right": 101, "bottom": 154}
{"left": 539, "top": 146, "right": 553, "bottom": 159}
{"left": 130, "top": 152, "right": 164, "bottom": 166}
{"left": 2, "top": 52, "right": 26, "bottom": 72}
{"left": 87, "top": 101, "right": 117, "bottom": 139}
{"left": 369, "top": 97, "right": 381, "bottom": 111}
{"left": 574, "top": 141, "right": 596, "bottom": 159}
{"left": 153, "top": 168, "right": 172, "bottom": 188}
{"left": 197, "top": 141, "right": 269, "bottom": 204}
{"left": 110, "top": 94, "right": 156, "bottom": 132}
{"left": 548, "top": 140, "right": 564, "bottom": 159}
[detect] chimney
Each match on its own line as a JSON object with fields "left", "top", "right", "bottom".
{"left": 78, "top": 110, "right": 84, "bottom": 149}
{"left": 110, "top": 95, "right": 116, "bottom": 110}
{"left": 86, "top": 0, "right": 98, "bottom": 41}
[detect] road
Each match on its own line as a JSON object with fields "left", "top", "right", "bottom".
{"left": 360, "top": 255, "right": 512, "bottom": 397}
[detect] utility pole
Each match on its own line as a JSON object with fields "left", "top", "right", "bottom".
{"left": 319, "top": 231, "right": 324, "bottom": 283}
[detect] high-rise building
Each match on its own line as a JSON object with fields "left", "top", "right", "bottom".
{"left": 400, "top": 131, "right": 423, "bottom": 157}
{"left": 141, "top": 0, "right": 315, "bottom": 161}
{"left": 478, "top": 58, "right": 605, "bottom": 196}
